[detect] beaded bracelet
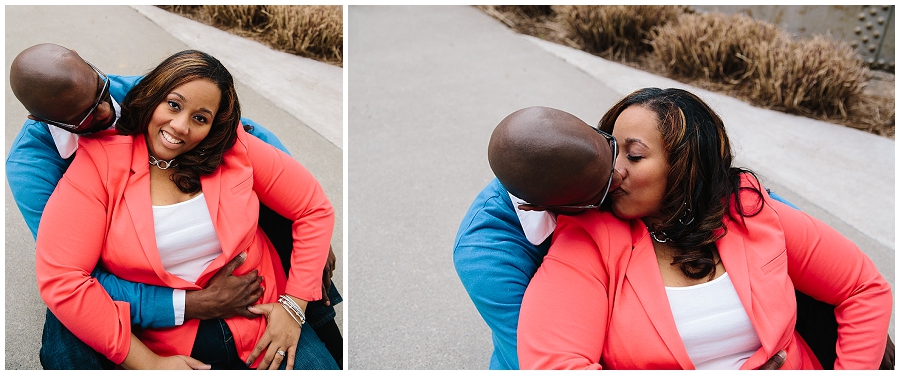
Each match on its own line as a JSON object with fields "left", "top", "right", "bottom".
{"left": 280, "top": 295, "right": 307, "bottom": 322}
{"left": 278, "top": 295, "right": 307, "bottom": 326}
{"left": 280, "top": 303, "right": 303, "bottom": 328}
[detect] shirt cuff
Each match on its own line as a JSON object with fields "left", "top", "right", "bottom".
{"left": 172, "top": 289, "right": 186, "bottom": 326}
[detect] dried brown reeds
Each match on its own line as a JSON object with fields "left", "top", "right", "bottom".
{"left": 557, "top": 5, "right": 683, "bottom": 61}
{"left": 652, "top": 12, "right": 873, "bottom": 125}
{"left": 652, "top": 13, "right": 783, "bottom": 83}
{"left": 159, "top": 5, "right": 343, "bottom": 67}
{"left": 477, "top": 5, "right": 893, "bottom": 138}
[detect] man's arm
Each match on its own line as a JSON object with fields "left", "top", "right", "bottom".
{"left": 453, "top": 179, "right": 548, "bottom": 370}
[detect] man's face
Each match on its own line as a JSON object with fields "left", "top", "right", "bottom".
{"left": 29, "top": 59, "right": 115, "bottom": 134}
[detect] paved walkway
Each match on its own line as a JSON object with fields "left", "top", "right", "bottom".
{"left": 5, "top": 5, "right": 342, "bottom": 369}
{"left": 348, "top": 5, "right": 893, "bottom": 370}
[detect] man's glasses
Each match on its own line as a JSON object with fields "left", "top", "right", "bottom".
{"left": 520, "top": 127, "right": 617, "bottom": 214}
{"left": 31, "top": 59, "right": 110, "bottom": 132}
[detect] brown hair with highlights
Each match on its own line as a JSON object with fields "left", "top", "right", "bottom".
{"left": 599, "top": 88, "right": 763, "bottom": 280}
{"left": 117, "top": 50, "right": 241, "bottom": 194}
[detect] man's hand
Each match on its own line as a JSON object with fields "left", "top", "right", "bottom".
{"left": 185, "top": 252, "right": 263, "bottom": 320}
{"left": 757, "top": 350, "right": 786, "bottom": 370}
{"left": 320, "top": 246, "right": 337, "bottom": 306}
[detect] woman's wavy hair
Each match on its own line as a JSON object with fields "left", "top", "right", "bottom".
{"left": 598, "top": 88, "right": 763, "bottom": 280}
{"left": 117, "top": 50, "right": 241, "bottom": 194}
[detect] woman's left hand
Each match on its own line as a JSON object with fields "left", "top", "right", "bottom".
{"left": 246, "top": 301, "right": 303, "bottom": 370}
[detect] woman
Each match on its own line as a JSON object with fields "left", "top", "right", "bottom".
{"left": 517, "top": 88, "right": 891, "bottom": 369}
{"left": 35, "top": 50, "right": 337, "bottom": 370}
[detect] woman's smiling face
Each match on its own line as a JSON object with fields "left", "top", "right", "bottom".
{"left": 146, "top": 78, "right": 220, "bottom": 161}
{"left": 608, "top": 105, "right": 669, "bottom": 226}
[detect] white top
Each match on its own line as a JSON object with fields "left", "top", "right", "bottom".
{"left": 153, "top": 193, "right": 222, "bottom": 325}
{"left": 665, "top": 272, "right": 762, "bottom": 369}
{"left": 49, "top": 95, "right": 121, "bottom": 158}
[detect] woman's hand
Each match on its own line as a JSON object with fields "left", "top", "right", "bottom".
{"left": 120, "top": 334, "right": 210, "bottom": 370}
{"left": 246, "top": 297, "right": 306, "bottom": 370}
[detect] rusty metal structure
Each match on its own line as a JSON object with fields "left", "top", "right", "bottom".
{"left": 691, "top": 5, "right": 894, "bottom": 71}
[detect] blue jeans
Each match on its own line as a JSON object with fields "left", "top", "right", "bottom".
{"left": 40, "top": 309, "right": 115, "bottom": 369}
{"left": 191, "top": 319, "right": 339, "bottom": 370}
{"left": 39, "top": 283, "right": 342, "bottom": 369}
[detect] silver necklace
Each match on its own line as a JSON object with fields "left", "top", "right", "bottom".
{"left": 149, "top": 155, "right": 177, "bottom": 170}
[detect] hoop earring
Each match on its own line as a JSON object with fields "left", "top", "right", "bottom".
{"left": 678, "top": 203, "right": 694, "bottom": 226}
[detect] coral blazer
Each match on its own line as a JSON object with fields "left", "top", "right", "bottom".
{"left": 519, "top": 175, "right": 891, "bottom": 370}
{"left": 35, "top": 126, "right": 334, "bottom": 365}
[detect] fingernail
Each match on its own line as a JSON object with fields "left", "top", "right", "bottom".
{"left": 239, "top": 252, "right": 247, "bottom": 260}
{"left": 777, "top": 350, "right": 786, "bottom": 359}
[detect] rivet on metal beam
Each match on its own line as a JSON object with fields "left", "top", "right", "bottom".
{"left": 873, "top": 31, "right": 880, "bottom": 38}
{"left": 866, "top": 22, "right": 873, "bottom": 29}
{"left": 870, "top": 8, "right": 877, "bottom": 15}
{"left": 855, "top": 26, "right": 862, "bottom": 34}
{"left": 862, "top": 35, "right": 869, "bottom": 42}
{"left": 877, "top": 17, "right": 885, "bottom": 25}
{"left": 859, "top": 12, "right": 866, "bottom": 20}
{"left": 868, "top": 45, "right": 877, "bottom": 52}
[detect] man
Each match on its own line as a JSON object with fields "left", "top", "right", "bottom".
{"left": 453, "top": 107, "right": 619, "bottom": 370}
{"left": 453, "top": 106, "right": 804, "bottom": 370}
{"left": 7, "top": 43, "right": 342, "bottom": 369}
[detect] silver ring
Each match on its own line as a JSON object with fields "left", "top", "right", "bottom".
{"left": 276, "top": 349, "right": 286, "bottom": 357}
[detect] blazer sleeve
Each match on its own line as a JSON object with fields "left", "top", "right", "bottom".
{"left": 35, "top": 141, "right": 133, "bottom": 364}
{"left": 242, "top": 130, "right": 334, "bottom": 301}
{"left": 518, "top": 213, "right": 611, "bottom": 370}
{"left": 773, "top": 198, "right": 892, "bottom": 369}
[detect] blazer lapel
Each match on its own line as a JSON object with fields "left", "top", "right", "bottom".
{"left": 719, "top": 214, "right": 786, "bottom": 369}
{"left": 195, "top": 166, "right": 235, "bottom": 284}
{"left": 624, "top": 221, "right": 695, "bottom": 369}
{"left": 123, "top": 135, "right": 188, "bottom": 286}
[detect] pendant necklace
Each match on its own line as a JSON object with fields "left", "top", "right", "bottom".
{"left": 149, "top": 155, "right": 177, "bottom": 170}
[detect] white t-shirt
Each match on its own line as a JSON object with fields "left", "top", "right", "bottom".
{"left": 152, "top": 193, "right": 222, "bottom": 325}
{"left": 665, "top": 272, "right": 762, "bottom": 369}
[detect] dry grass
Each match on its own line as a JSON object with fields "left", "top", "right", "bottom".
{"left": 558, "top": 5, "right": 683, "bottom": 61}
{"left": 652, "top": 13, "right": 783, "bottom": 84}
{"left": 159, "top": 5, "right": 343, "bottom": 67}
{"left": 478, "top": 6, "right": 894, "bottom": 138}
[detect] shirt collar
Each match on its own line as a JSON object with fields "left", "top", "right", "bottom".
{"left": 49, "top": 95, "right": 121, "bottom": 159}
{"left": 508, "top": 192, "right": 556, "bottom": 245}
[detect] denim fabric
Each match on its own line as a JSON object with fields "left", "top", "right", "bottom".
{"left": 307, "top": 283, "right": 342, "bottom": 329}
{"left": 41, "top": 308, "right": 338, "bottom": 370}
{"left": 40, "top": 309, "right": 115, "bottom": 370}
{"left": 191, "top": 319, "right": 339, "bottom": 370}
{"left": 190, "top": 319, "right": 250, "bottom": 370}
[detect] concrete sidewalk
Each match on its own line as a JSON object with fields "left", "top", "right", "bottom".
{"left": 5, "top": 5, "right": 342, "bottom": 369}
{"left": 348, "top": 5, "right": 893, "bottom": 370}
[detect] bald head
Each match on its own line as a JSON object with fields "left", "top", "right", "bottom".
{"left": 488, "top": 106, "right": 615, "bottom": 209}
{"left": 10, "top": 43, "right": 103, "bottom": 130}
